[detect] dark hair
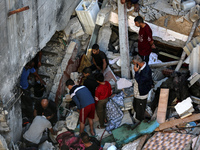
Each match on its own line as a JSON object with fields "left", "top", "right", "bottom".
{"left": 134, "top": 16, "right": 144, "bottom": 23}
{"left": 66, "top": 79, "right": 75, "bottom": 87}
{"left": 95, "top": 73, "right": 104, "bottom": 82}
{"left": 92, "top": 44, "right": 99, "bottom": 50}
{"left": 60, "top": 145, "right": 69, "bottom": 150}
{"left": 82, "top": 67, "right": 92, "bottom": 74}
{"left": 43, "top": 109, "right": 53, "bottom": 117}
{"left": 81, "top": 132, "right": 90, "bottom": 143}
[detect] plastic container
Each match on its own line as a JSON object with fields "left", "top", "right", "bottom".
{"left": 75, "top": 0, "right": 100, "bottom": 35}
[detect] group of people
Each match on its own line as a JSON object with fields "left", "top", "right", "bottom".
{"left": 20, "top": 14, "right": 154, "bottom": 149}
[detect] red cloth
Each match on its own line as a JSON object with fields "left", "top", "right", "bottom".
{"left": 79, "top": 103, "right": 95, "bottom": 124}
{"left": 95, "top": 81, "right": 112, "bottom": 103}
{"left": 138, "top": 23, "right": 153, "bottom": 56}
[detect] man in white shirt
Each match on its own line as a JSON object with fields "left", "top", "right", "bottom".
{"left": 23, "top": 109, "right": 57, "bottom": 147}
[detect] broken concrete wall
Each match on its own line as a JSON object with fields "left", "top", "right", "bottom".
{"left": 0, "top": 0, "right": 81, "bottom": 147}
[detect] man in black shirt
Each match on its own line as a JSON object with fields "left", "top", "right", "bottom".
{"left": 34, "top": 99, "right": 57, "bottom": 125}
{"left": 83, "top": 67, "right": 99, "bottom": 97}
{"left": 90, "top": 44, "right": 109, "bottom": 73}
{"left": 81, "top": 132, "right": 100, "bottom": 150}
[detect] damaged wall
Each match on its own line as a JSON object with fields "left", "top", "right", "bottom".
{"left": 0, "top": 0, "right": 81, "bottom": 146}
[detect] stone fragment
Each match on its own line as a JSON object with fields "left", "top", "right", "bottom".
{"left": 117, "top": 78, "right": 132, "bottom": 90}
{"left": 181, "top": 0, "right": 196, "bottom": 11}
{"left": 97, "top": 24, "right": 112, "bottom": 53}
{"left": 64, "top": 17, "right": 85, "bottom": 39}
{"left": 96, "top": 6, "right": 112, "bottom": 26}
{"left": 172, "top": 0, "right": 181, "bottom": 10}
{"left": 189, "top": 5, "right": 200, "bottom": 22}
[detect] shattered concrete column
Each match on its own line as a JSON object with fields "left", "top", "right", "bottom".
{"left": 118, "top": 0, "right": 130, "bottom": 78}
{"left": 97, "top": 23, "right": 112, "bottom": 53}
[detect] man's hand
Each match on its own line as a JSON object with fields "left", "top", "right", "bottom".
{"left": 38, "top": 62, "right": 41, "bottom": 68}
{"left": 151, "top": 44, "right": 156, "bottom": 49}
{"left": 134, "top": 64, "right": 139, "bottom": 72}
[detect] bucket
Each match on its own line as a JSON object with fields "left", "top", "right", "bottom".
{"left": 34, "top": 83, "right": 46, "bottom": 97}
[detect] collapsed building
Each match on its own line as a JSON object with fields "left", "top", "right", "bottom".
{"left": 0, "top": 0, "right": 200, "bottom": 149}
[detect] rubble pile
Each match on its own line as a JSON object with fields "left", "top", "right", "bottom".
{"left": 2, "top": 0, "right": 200, "bottom": 149}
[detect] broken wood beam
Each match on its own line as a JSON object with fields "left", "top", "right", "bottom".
{"left": 155, "top": 113, "right": 200, "bottom": 131}
{"left": 118, "top": 0, "right": 130, "bottom": 79}
{"left": 8, "top": 6, "right": 29, "bottom": 16}
{"left": 157, "top": 89, "right": 169, "bottom": 124}
{"left": 175, "top": 19, "right": 199, "bottom": 71}
{"left": 149, "top": 61, "right": 178, "bottom": 68}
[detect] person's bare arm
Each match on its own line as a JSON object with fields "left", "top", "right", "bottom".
{"left": 33, "top": 72, "right": 46, "bottom": 85}
{"left": 38, "top": 51, "right": 42, "bottom": 67}
{"left": 49, "top": 128, "right": 57, "bottom": 135}
{"left": 33, "top": 109, "right": 37, "bottom": 117}
{"left": 149, "top": 41, "right": 156, "bottom": 49}
{"left": 102, "top": 59, "right": 107, "bottom": 72}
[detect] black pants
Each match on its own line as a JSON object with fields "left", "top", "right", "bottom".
{"left": 139, "top": 54, "right": 149, "bottom": 64}
{"left": 133, "top": 97, "right": 147, "bottom": 121}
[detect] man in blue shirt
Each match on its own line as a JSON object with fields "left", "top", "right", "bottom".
{"left": 66, "top": 79, "right": 95, "bottom": 136}
{"left": 20, "top": 61, "right": 45, "bottom": 90}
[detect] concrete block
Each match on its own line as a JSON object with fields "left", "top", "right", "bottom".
{"left": 189, "top": 5, "right": 200, "bottom": 22}
{"left": 97, "top": 24, "right": 112, "bottom": 53}
{"left": 66, "top": 41, "right": 77, "bottom": 54}
{"left": 96, "top": 7, "right": 112, "bottom": 26}
{"left": 64, "top": 17, "right": 85, "bottom": 39}
{"left": 172, "top": 0, "right": 181, "bottom": 10}
{"left": 175, "top": 97, "right": 194, "bottom": 116}
{"left": 181, "top": 0, "right": 196, "bottom": 11}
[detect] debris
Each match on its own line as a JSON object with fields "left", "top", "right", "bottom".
{"left": 0, "top": 135, "right": 8, "bottom": 150}
{"left": 8, "top": 6, "right": 29, "bottom": 16}
{"left": 155, "top": 113, "right": 200, "bottom": 131}
{"left": 172, "top": 0, "right": 181, "bottom": 11}
{"left": 112, "top": 120, "right": 159, "bottom": 148}
{"left": 121, "top": 136, "right": 142, "bottom": 150}
{"left": 189, "top": 5, "right": 200, "bottom": 22}
{"left": 65, "top": 111, "right": 79, "bottom": 130}
{"left": 175, "top": 97, "right": 194, "bottom": 118}
{"left": 192, "top": 135, "right": 200, "bottom": 150}
{"left": 188, "top": 72, "right": 200, "bottom": 87}
{"left": 96, "top": 6, "right": 112, "bottom": 26}
{"left": 63, "top": 17, "right": 85, "bottom": 39}
{"left": 143, "top": 132, "right": 194, "bottom": 150}
{"left": 117, "top": 78, "right": 132, "bottom": 90}
{"left": 181, "top": 0, "right": 196, "bottom": 11}
{"left": 107, "top": 145, "right": 117, "bottom": 150}
{"left": 157, "top": 88, "right": 169, "bottom": 124}
{"left": 38, "top": 140, "right": 54, "bottom": 150}
{"left": 97, "top": 23, "right": 112, "bottom": 53}
{"left": 189, "top": 44, "right": 200, "bottom": 75}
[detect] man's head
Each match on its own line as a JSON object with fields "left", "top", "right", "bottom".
{"left": 25, "top": 60, "right": 35, "bottom": 69}
{"left": 134, "top": 16, "right": 144, "bottom": 27}
{"left": 132, "top": 55, "right": 144, "bottom": 67}
{"left": 43, "top": 109, "right": 53, "bottom": 120}
{"left": 81, "top": 132, "right": 90, "bottom": 144}
{"left": 95, "top": 73, "right": 104, "bottom": 83}
{"left": 82, "top": 67, "right": 92, "bottom": 77}
{"left": 92, "top": 44, "right": 100, "bottom": 55}
{"left": 41, "top": 99, "right": 49, "bottom": 109}
{"left": 66, "top": 79, "right": 75, "bottom": 90}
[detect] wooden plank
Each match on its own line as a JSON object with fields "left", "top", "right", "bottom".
{"left": 8, "top": 6, "right": 29, "bottom": 16}
{"left": 118, "top": 0, "right": 130, "bottom": 79}
{"left": 155, "top": 113, "right": 200, "bottom": 131}
{"left": 157, "top": 89, "right": 169, "bottom": 124}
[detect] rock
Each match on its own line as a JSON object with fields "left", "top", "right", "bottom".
{"left": 64, "top": 17, "right": 85, "bottom": 39}
{"left": 96, "top": 6, "right": 112, "bottom": 26}
{"left": 141, "top": 0, "right": 158, "bottom": 6}
{"left": 97, "top": 24, "right": 112, "bottom": 53}
{"left": 181, "top": 0, "right": 196, "bottom": 11}
{"left": 189, "top": 5, "right": 200, "bottom": 22}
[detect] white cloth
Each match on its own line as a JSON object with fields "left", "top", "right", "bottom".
{"left": 23, "top": 116, "right": 52, "bottom": 144}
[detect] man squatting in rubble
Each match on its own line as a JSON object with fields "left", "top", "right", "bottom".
{"left": 23, "top": 109, "right": 57, "bottom": 148}
{"left": 131, "top": 55, "right": 153, "bottom": 122}
{"left": 90, "top": 44, "right": 109, "bottom": 73}
{"left": 66, "top": 79, "right": 96, "bottom": 136}
{"left": 134, "top": 16, "right": 156, "bottom": 64}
